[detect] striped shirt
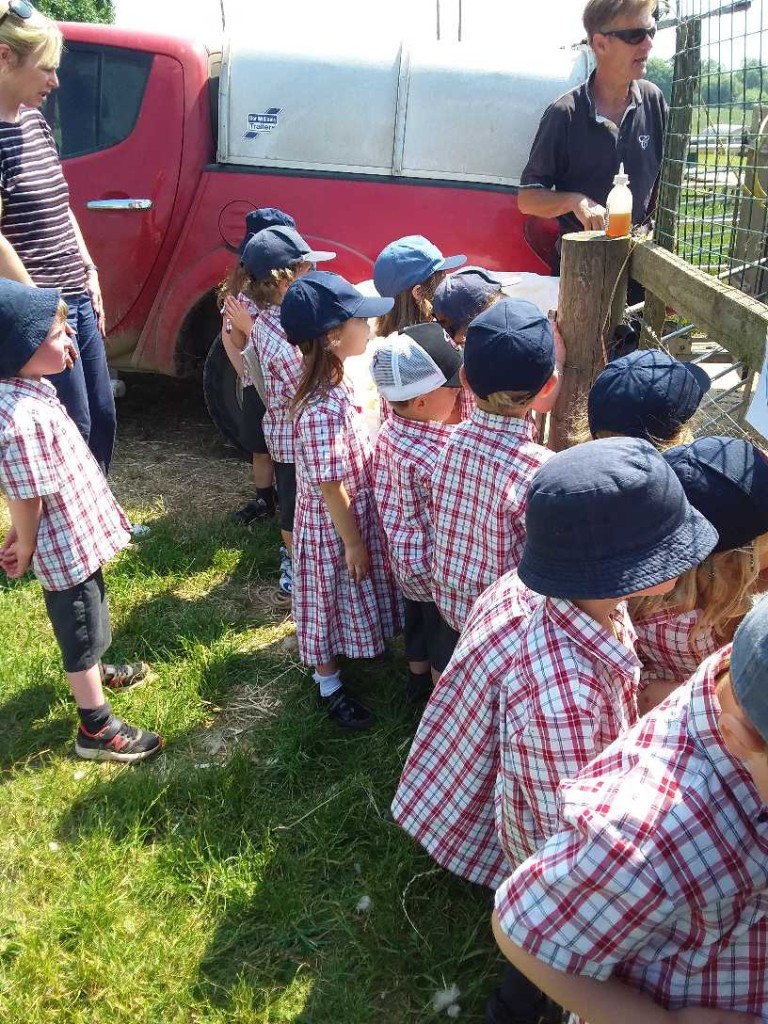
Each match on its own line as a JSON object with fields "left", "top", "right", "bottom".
{"left": 0, "top": 107, "right": 85, "bottom": 295}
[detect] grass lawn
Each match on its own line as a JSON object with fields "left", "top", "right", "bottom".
{"left": 0, "top": 376, "right": 501, "bottom": 1023}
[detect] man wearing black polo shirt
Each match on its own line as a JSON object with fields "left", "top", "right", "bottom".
{"left": 518, "top": 0, "right": 667, "bottom": 274}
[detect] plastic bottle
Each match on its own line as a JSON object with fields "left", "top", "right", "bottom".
{"left": 605, "top": 163, "right": 632, "bottom": 238}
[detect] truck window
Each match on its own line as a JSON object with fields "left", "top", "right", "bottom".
{"left": 43, "top": 44, "right": 152, "bottom": 159}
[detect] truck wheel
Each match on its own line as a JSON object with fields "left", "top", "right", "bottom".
{"left": 203, "top": 333, "right": 246, "bottom": 453}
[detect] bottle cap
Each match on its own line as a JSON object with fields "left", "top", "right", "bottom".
{"left": 613, "top": 162, "right": 630, "bottom": 186}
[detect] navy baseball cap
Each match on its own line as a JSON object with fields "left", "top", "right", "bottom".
{"left": 241, "top": 226, "right": 336, "bottom": 279}
{"left": 280, "top": 271, "right": 394, "bottom": 344}
{"left": 463, "top": 298, "right": 555, "bottom": 399}
{"left": 588, "top": 349, "right": 711, "bottom": 442}
{"left": 373, "top": 235, "right": 466, "bottom": 297}
{"left": 664, "top": 436, "right": 768, "bottom": 554}
{"left": 238, "top": 206, "right": 296, "bottom": 255}
{"left": 432, "top": 266, "right": 503, "bottom": 337}
{"left": 518, "top": 437, "right": 718, "bottom": 600}
{"left": 0, "top": 279, "right": 62, "bottom": 378}
{"left": 731, "top": 595, "right": 768, "bottom": 742}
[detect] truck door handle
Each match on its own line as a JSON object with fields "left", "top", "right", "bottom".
{"left": 86, "top": 198, "right": 153, "bottom": 211}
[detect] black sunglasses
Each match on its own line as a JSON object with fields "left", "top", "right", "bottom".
{"left": 0, "top": 0, "right": 34, "bottom": 28}
{"left": 599, "top": 25, "right": 657, "bottom": 44}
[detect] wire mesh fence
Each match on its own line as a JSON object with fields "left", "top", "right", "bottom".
{"left": 654, "top": 0, "right": 768, "bottom": 298}
{"left": 644, "top": 1, "right": 767, "bottom": 441}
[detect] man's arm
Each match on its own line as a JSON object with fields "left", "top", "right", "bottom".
{"left": 1, "top": 496, "right": 42, "bottom": 577}
{"left": 518, "top": 187, "right": 607, "bottom": 231}
{"left": 491, "top": 912, "right": 758, "bottom": 1024}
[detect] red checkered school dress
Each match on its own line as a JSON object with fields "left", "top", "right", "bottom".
{"left": 293, "top": 380, "right": 401, "bottom": 665}
{"left": 633, "top": 608, "right": 724, "bottom": 688}
{"left": 392, "top": 570, "right": 539, "bottom": 889}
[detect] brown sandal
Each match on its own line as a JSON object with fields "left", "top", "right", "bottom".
{"left": 100, "top": 661, "right": 150, "bottom": 691}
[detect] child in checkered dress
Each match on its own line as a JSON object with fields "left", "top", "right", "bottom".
{"left": 430, "top": 298, "right": 561, "bottom": 668}
{"left": 632, "top": 436, "right": 768, "bottom": 712}
{"left": 485, "top": 436, "right": 718, "bottom": 1024}
{"left": 224, "top": 225, "right": 336, "bottom": 601}
{"left": 218, "top": 208, "right": 297, "bottom": 527}
{"left": 280, "top": 272, "right": 400, "bottom": 731}
{"left": 432, "top": 265, "right": 504, "bottom": 347}
{"left": 369, "top": 323, "right": 465, "bottom": 700}
{"left": 371, "top": 234, "right": 466, "bottom": 337}
{"left": 0, "top": 280, "right": 162, "bottom": 762}
{"left": 493, "top": 594, "right": 768, "bottom": 1024}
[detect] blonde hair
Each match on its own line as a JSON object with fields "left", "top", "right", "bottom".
{"left": 631, "top": 534, "right": 768, "bottom": 644}
{"left": 582, "top": 0, "right": 655, "bottom": 41}
{"left": 217, "top": 262, "right": 306, "bottom": 310}
{"left": 567, "top": 396, "right": 695, "bottom": 450}
{"left": 0, "top": 4, "right": 62, "bottom": 66}
{"left": 475, "top": 389, "right": 537, "bottom": 416}
{"left": 373, "top": 270, "right": 445, "bottom": 337}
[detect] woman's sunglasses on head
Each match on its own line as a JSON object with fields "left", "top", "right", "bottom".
{"left": 0, "top": 0, "right": 35, "bottom": 28}
{"left": 599, "top": 25, "right": 657, "bottom": 44}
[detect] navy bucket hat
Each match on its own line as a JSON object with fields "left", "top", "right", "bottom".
{"left": 731, "top": 595, "right": 768, "bottom": 743}
{"left": 238, "top": 206, "right": 296, "bottom": 255}
{"left": 588, "top": 349, "right": 711, "bottom": 442}
{"left": 518, "top": 437, "right": 719, "bottom": 599}
{"left": 241, "top": 226, "right": 336, "bottom": 279}
{"left": 0, "top": 279, "right": 62, "bottom": 378}
{"left": 373, "top": 235, "right": 466, "bottom": 297}
{"left": 432, "top": 266, "right": 503, "bottom": 337}
{"left": 664, "top": 436, "right": 768, "bottom": 554}
{"left": 463, "top": 297, "right": 555, "bottom": 398}
{"left": 280, "top": 271, "right": 394, "bottom": 345}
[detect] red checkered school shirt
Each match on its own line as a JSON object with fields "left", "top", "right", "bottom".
{"left": 431, "top": 409, "right": 551, "bottom": 631}
{"left": 633, "top": 608, "right": 722, "bottom": 688}
{"left": 496, "top": 645, "right": 768, "bottom": 1020}
{"left": 392, "top": 570, "right": 539, "bottom": 889}
{"left": 497, "top": 597, "right": 641, "bottom": 868}
{"left": 252, "top": 304, "right": 302, "bottom": 463}
{"left": 0, "top": 378, "right": 130, "bottom": 591}
{"left": 372, "top": 413, "right": 456, "bottom": 602}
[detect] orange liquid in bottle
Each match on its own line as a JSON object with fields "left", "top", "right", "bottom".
{"left": 605, "top": 211, "right": 632, "bottom": 238}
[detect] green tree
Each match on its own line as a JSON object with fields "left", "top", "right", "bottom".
{"left": 645, "top": 57, "right": 673, "bottom": 101}
{"left": 36, "top": 0, "right": 114, "bottom": 22}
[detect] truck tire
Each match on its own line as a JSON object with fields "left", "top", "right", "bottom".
{"left": 203, "top": 333, "right": 246, "bottom": 453}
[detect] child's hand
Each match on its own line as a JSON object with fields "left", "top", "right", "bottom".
{"left": 64, "top": 323, "right": 78, "bottom": 370}
{"left": 345, "top": 540, "right": 369, "bottom": 584}
{"left": 1, "top": 532, "right": 34, "bottom": 577}
{"left": 223, "top": 295, "right": 255, "bottom": 337}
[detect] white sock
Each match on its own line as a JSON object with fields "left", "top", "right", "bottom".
{"left": 313, "top": 670, "right": 342, "bottom": 698}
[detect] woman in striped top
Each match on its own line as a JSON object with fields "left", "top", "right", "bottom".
{"left": 0, "top": 2, "right": 116, "bottom": 474}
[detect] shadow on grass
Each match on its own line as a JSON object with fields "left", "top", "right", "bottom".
{"left": 0, "top": 682, "right": 73, "bottom": 771}
{"left": 54, "top": 655, "right": 499, "bottom": 1022}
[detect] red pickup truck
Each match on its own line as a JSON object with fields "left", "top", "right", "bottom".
{"left": 47, "top": 21, "right": 587, "bottom": 443}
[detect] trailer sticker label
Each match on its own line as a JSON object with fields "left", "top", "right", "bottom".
{"left": 244, "top": 109, "right": 281, "bottom": 138}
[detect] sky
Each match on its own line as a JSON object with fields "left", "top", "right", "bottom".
{"left": 112, "top": 0, "right": 766, "bottom": 67}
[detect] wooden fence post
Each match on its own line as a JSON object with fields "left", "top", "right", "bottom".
{"left": 548, "top": 230, "right": 630, "bottom": 451}
{"left": 731, "top": 104, "right": 768, "bottom": 299}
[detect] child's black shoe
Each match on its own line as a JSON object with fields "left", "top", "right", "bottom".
{"left": 75, "top": 716, "right": 163, "bottom": 763}
{"left": 405, "top": 669, "right": 433, "bottom": 703}
{"left": 320, "top": 689, "right": 375, "bottom": 731}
